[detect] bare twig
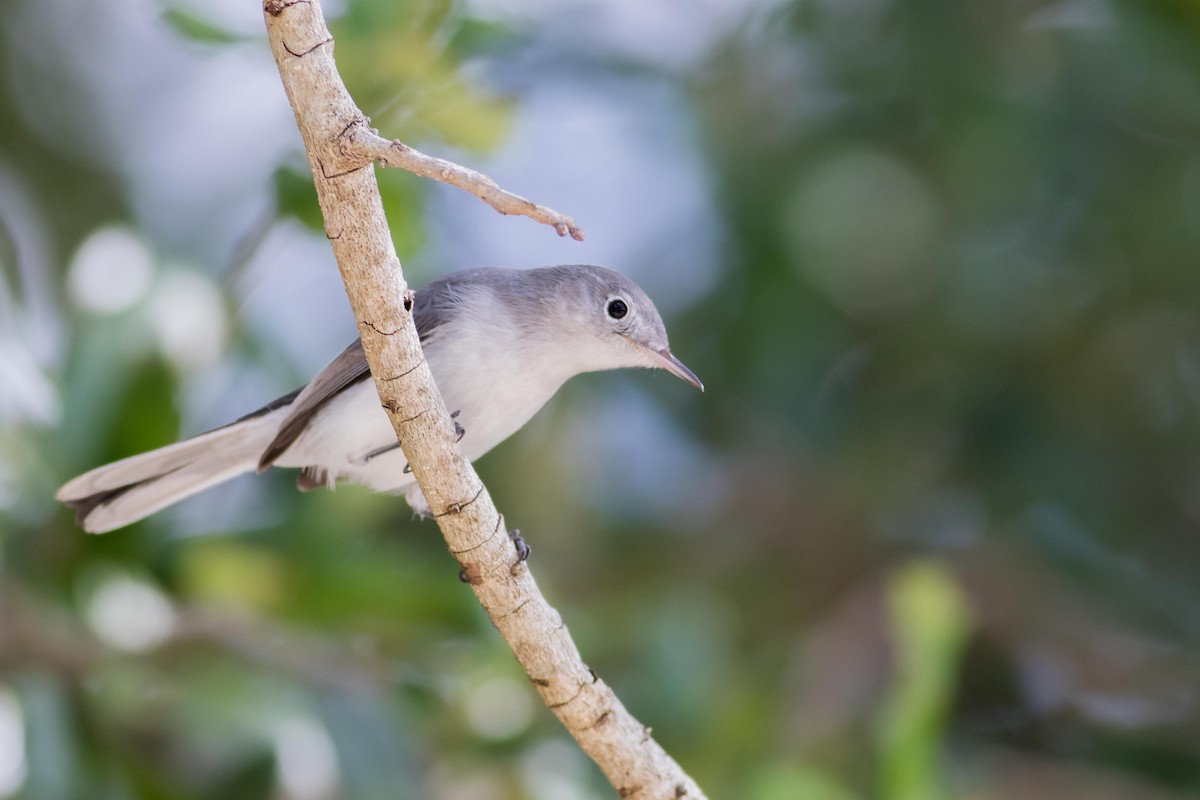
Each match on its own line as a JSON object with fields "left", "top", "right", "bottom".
{"left": 353, "top": 132, "right": 585, "bottom": 241}
{"left": 261, "top": 1, "right": 705, "bottom": 797}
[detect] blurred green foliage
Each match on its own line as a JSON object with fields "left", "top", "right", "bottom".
{"left": 4, "top": 0, "right": 1200, "bottom": 798}
{"left": 877, "top": 562, "right": 971, "bottom": 800}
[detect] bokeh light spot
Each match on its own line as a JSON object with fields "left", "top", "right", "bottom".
{"left": 784, "top": 149, "right": 941, "bottom": 311}
{"left": 147, "top": 269, "right": 228, "bottom": 371}
{"left": 0, "top": 688, "right": 26, "bottom": 799}
{"left": 519, "top": 739, "right": 597, "bottom": 800}
{"left": 273, "top": 717, "right": 340, "bottom": 800}
{"left": 66, "top": 226, "right": 154, "bottom": 314}
{"left": 85, "top": 574, "right": 176, "bottom": 652}
{"left": 464, "top": 675, "right": 535, "bottom": 741}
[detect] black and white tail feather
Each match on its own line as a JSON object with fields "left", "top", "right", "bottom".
{"left": 57, "top": 409, "right": 288, "bottom": 533}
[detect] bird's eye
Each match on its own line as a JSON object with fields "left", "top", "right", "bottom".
{"left": 607, "top": 298, "right": 628, "bottom": 320}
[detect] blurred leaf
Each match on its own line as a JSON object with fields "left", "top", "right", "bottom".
{"left": 376, "top": 169, "right": 426, "bottom": 259}
{"left": 161, "top": 7, "right": 242, "bottom": 45}
{"left": 273, "top": 167, "right": 324, "bottom": 233}
{"left": 178, "top": 540, "right": 291, "bottom": 612}
{"left": 445, "top": 15, "right": 520, "bottom": 57}
{"left": 876, "top": 561, "right": 972, "bottom": 800}
{"left": 54, "top": 319, "right": 172, "bottom": 470}
{"left": 200, "top": 752, "right": 275, "bottom": 800}
{"left": 748, "top": 763, "right": 859, "bottom": 800}
{"left": 331, "top": 0, "right": 514, "bottom": 151}
{"left": 106, "top": 360, "right": 181, "bottom": 464}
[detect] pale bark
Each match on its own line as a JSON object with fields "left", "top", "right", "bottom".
{"left": 261, "top": 1, "right": 706, "bottom": 797}
{"left": 351, "top": 133, "right": 585, "bottom": 240}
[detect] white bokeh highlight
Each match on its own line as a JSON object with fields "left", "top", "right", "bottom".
{"left": 147, "top": 269, "right": 229, "bottom": 372}
{"left": 519, "top": 738, "right": 603, "bottom": 800}
{"left": 85, "top": 574, "right": 176, "bottom": 653}
{"left": 463, "top": 675, "right": 535, "bottom": 741}
{"left": 67, "top": 226, "right": 155, "bottom": 314}
{"left": 0, "top": 689, "right": 26, "bottom": 799}
{"left": 273, "top": 717, "right": 340, "bottom": 800}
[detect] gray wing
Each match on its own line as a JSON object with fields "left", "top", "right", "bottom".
{"left": 256, "top": 339, "right": 371, "bottom": 470}
{"left": 255, "top": 277, "right": 466, "bottom": 470}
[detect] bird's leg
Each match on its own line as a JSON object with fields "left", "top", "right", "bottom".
{"left": 508, "top": 528, "right": 531, "bottom": 563}
{"left": 364, "top": 442, "right": 402, "bottom": 463}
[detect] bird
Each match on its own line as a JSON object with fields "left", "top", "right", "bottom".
{"left": 57, "top": 265, "right": 703, "bottom": 533}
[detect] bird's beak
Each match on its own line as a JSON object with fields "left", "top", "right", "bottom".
{"left": 648, "top": 347, "right": 704, "bottom": 391}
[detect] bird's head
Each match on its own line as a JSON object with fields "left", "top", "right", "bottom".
{"left": 530, "top": 265, "right": 703, "bottom": 391}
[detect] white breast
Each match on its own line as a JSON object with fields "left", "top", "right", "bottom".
{"left": 273, "top": 301, "right": 575, "bottom": 508}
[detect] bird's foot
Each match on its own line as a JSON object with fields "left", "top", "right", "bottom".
{"left": 450, "top": 409, "right": 465, "bottom": 442}
{"left": 509, "top": 528, "right": 530, "bottom": 563}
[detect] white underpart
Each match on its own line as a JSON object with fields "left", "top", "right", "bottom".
{"left": 273, "top": 296, "right": 653, "bottom": 513}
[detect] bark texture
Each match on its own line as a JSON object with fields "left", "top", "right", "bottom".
{"left": 262, "top": 2, "right": 706, "bottom": 797}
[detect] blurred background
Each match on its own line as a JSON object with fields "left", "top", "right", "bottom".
{"left": 2, "top": 0, "right": 1200, "bottom": 797}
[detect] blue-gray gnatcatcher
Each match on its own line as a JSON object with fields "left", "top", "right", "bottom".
{"left": 57, "top": 265, "right": 703, "bottom": 533}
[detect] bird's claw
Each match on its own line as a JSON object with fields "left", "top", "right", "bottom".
{"left": 509, "top": 528, "right": 530, "bottom": 563}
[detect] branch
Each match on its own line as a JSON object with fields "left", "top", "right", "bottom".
{"left": 353, "top": 133, "right": 585, "bottom": 241}
{"left": 261, "top": 2, "right": 705, "bottom": 798}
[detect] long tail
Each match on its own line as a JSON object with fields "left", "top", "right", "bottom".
{"left": 56, "top": 410, "right": 285, "bottom": 534}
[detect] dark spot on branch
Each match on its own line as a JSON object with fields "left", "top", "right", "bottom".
{"left": 335, "top": 117, "right": 361, "bottom": 141}
{"left": 434, "top": 486, "right": 484, "bottom": 518}
{"left": 675, "top": 785, "right": 688, "bottom": 797}
{"left": 402, "top": 291, "right": 414, "bottom": 312}
{"left": 458, "top": 562, "right": 482, "bottom": 585}
{"left": 264, "top": 0, "right": 309, "bottom": 17}
{"left": 381, "top": 398, "right": 429, "bottom": 420}
{"left": 531, "top": 677, "right": 551, "bottom": 687}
